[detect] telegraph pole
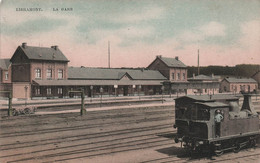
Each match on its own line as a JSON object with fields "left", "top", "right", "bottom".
{"left": 108, "top": 41, "right": 110, "bottom": 68}
{"left": 198, "top": 49, "right": 200, "bottom": 75}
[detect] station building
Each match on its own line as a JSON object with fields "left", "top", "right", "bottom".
{"left": 32, "top": 67, "right": 167, "bottom": 99}
{"left": 147, "top": 55, "right": 188, "bottom": 94}
{"left": 1, "top": 43, "right": 224, "bottom": 99}
{"left": 3, "top": 43, "right": 167, "bottom": 99}
{"left": 220, "top": 77, "right": 258, "bottom": 94}
{"left": 147, "top": 56, "right": 220, "bottom": 95}
{"left": 187, "top": 74, "right": 220, "bottom": 95}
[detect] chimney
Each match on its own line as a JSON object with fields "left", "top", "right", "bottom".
{"left": 193, "top": 73, "right": 195, "bottom": 79}
{"left": 175, "top": 56, "right": 179, "bottom": 61}
{"left": 157, "top": 55, "right": 162, "bottom": 58}
{"left": 51, "top": 45, "right": 58, "bottom": 50}
{"left": 22, "top": 42, "right": 27, "bottom": 48}
{"left": 241, "top": 94, "right": 257, "bottom": 114}
{"left": 212, "top": 73, "right": 214, "bottom": 78}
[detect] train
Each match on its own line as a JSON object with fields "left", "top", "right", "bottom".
{"left": 173, "top": 94, "right": 259, "bottom": 156}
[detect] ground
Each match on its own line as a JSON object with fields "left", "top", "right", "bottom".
{"left": 0, "top": 102, "right": 259, "bottom": 163}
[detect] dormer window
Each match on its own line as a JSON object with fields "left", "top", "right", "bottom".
{"left": 35, "top": 68, "right": 41, "bottom": 79}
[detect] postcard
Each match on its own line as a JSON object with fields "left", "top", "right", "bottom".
{"left": 0, "top": 0, "right": 259, "bottom": 162}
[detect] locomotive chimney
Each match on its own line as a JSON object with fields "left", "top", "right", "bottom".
{"left": 241, "top": 94, "right": 257, "bottom": 115}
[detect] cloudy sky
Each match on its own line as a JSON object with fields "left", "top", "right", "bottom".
{"left": 0, "top": 0, "right": 259, "bottom": 67}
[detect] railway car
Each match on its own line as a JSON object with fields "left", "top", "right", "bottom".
{"left": 173, "top": 94, "right": 259, "bottom": 156}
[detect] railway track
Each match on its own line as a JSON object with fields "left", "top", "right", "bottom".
{"left": 142, "top": 147, "right": 260, "bottom": 163}
{"left": 0, "top": 113, "right": 174, "bottom": 138}
{"left": 0, "top": 104, "right": 259, "bottom": 163}
{"left": 0, "top": 108, "right": 174, "bottom": 129}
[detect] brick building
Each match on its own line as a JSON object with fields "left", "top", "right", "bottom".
{"left": 148, "top": 55, "right": 187, "bottom": 82}
{"left": 10, "top": 43, "right": 69, "bottom": 99}
{"left": 187, "top": 74, "right": 220, "bottom": 95}
{"left": 8, "top": 43, "right": 167, "bottom": 99}
{"left": 0, "top": 59, "right": 11, "bottom": 84}
{"left": 0, "top": 59, "right": 12, "bottom": 93}
{"left": 32, "top": 67, "right": 166, "bottom": 98}
{"left": 220, "top": 77, "right": 258, "bottom": 93}
{"left": 147, "top": 55, "right": 189, "bottom": 94}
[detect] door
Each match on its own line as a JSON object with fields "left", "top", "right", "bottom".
{"left": 123, "top": 86, "right": 128, "bottom": 96}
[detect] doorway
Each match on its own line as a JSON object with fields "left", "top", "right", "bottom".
{"left": 123, "top": 86, "right": 128, "bottom": 96}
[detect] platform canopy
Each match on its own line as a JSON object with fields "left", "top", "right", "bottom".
{"left": 33, "top": 79, "right": 163, "bottom": 86}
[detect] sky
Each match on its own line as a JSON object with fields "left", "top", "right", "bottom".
{"left": 0, "top": 0, "right": 259, "bottom": 68}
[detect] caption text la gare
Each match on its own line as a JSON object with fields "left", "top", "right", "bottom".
{"left": 53, "top": 8, "right": 73, "bottom": 11}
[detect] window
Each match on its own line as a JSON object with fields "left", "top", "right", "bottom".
{"left": 35, "top": 87, "right": 41, "bottom": 95}
{"left": 172, "top": 73, "right": 175, "bottom": 80}
{"left": 35, "top": 68, "right": 41, "bottom": 78}
{"left": 197, "top": 108, "right": 210, "bottom": 121}
{"left": 47, "top": 69, "right": 52, "bottom": 79}
{"left": 58, "top": 69, "right": 63, "bottom": 79}
{"left": 182, "top": 73, "right": 185, "bottom": 80}
{"left": 58, "top": 88, "right": 63, "bottom": 94}
{"left": 47, "top": 88, "right": 52, "bottom": 95}
{"left": 177, "top": 73, "right": 180, "bottom": 80}
{"left": 4, "top": 72, "right": 8, "bottom": 80}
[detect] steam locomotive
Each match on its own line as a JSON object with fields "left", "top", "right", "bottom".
{"left": 173, "top": 94, "right": 259, "bottom": 156}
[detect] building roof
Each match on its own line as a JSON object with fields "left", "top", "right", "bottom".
{"left": 33, "top": 79, "right": 163, "bottom": 86}
{"left": 0, "top": 59, "right": 11, "bottom": 70}
{"left": 223, "top": 77, "right": 257, "bottom": 83}
{"left": 148, "top": 56, "right": 187, "bottom": 68}
{"left": 188, "top": 74, "right": 218, "bottom": 81}
{"left": 11, "top": 44, "right": 69, "bottom": 62}
{"left": 159, "top": 57, "right": 187, "bottom": 68}
{"left": 175, "top": 94, "right": 239, "bottom": 102}
{"left": 68, "top": 67, "right": 167, "bottom": 80}
{"left": 195, "top": 102, "right": 229, "bottom": 108}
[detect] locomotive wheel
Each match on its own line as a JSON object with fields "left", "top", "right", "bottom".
{"left": 233, "top": 144, "right": 241, "bottom": 153}
{"left": 250, "top": 139, "right": 257, "bottom": 147}
{"left": 215, "top": 150, "right": 223, "bottom": 156}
